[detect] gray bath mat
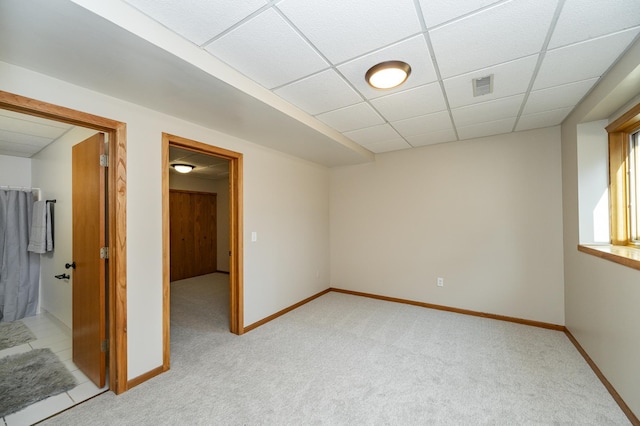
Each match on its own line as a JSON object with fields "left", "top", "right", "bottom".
{"left": 0, "top": 348, "right": 76, "bottom": 417}
{"left": 0, "top": 321, "right": 36, "bottom": 351}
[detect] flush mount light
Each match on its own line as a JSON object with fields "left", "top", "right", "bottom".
{"left": 172, "top": 164, "right": 195, "bottom": 174}
{"left": 365, "top": 60, "right": 412, "bottom": 90}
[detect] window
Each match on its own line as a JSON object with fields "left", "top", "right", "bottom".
{"left": 630, "top": 130, "right": 640, "bottom": 244}
{"left": 579, "top": 103, "right": 640, "bottom": 271}
{"left": 606, "top": 102, "right": 640, "bottom": 247}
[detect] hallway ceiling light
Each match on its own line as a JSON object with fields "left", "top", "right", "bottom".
{"left": 365, "top": 61, "right": 412, "bottom": 90}
{"left": 172, "top": 164, "right": 195, "bottom": 173}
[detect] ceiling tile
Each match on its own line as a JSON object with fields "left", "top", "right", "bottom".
{"left": 430, "top": 0, "right": 558, "bottom": 78}
{"left": 124, "top": 0, "right": 268, "bottom": 46}
{"left": 0, "top": 139, "right": 34, "bottom": 152}
{"left": 0, "top": 147, "right": 31, "bottom": 158}
{"left": 548, "top": 0, "right": 640, "bottom": 49}
{"left": 315, "top": 103, "right": 385, "bottom": 133}
{"left": 533, "top": 28, "right": 640, "bottom": 90}
{"left": 452, "top": 94, "right": 524, "bottom": 127}
{"left": 0, "top": 113, "right": 71, "bottom": 139}
{"left": 418, "top": 0, "right": 502, "bottom": 28}
{"left": 358, "top": 138, "right": 413, "bottom": 154}
{"left": 515, "top": 107, "right": 573, "bottom": 132}
{"left": 0, "top": 109, "right": 70, "bottom": 129}
{"left": 392, "top": 110, "right": 452, "bottom": 137}
{"left": 343, "top": 123, "right": 402, "bottom": 144}
{"left": 370, "top": 82, "right": 446, "bottom": 122}
{"left": 457, "top": 117, "right": 515, "bottom": 140}
{"left": 205, "top": 9, "right": 328, "bottom": 89}
{"left": 406, "top": 128, "right": 457, "bottom": 147}
{"left": 0, "top": 129, "right": 52, "bottom": 148}
{"left": 189, "top": 167, "right": 229, "bottom": 180}
{"left": 443, "top": 55, "right": 538, "bottom": 109}
{"left": 524, "top": 78, "right": 598, "bottom": 115}
{"left": 274, "top": 69, "right": 362, "bottom": 115}
{"left": 337, "top": 35, "right": 437, "bottom": 100}
{"left": 277, "top": 0, "right": 422, "bottom": 64}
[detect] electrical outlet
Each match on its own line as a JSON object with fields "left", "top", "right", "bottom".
{"left": 437, "top": 277, "right": 444, "bottom": 287}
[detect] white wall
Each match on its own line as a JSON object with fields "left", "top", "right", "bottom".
{"left": 0, "top": 154, "right": 31, "bottom": 187}
{"left": 0, "top": 61, "right": 330, "bottom": 379}
{"left": 331, "top": 127, "right": 565, "bottom": 325}
{"left": 244, "top": 147, "right": 329, "bottom": 323}
{"left": 576, "top": 120, "right": 610, "bottom": 244}
{"left": 169, "top": 173, "right": 230, "bottom": 272}
{"left": 562, "top": 39, "right": 640, "bottom": 418}
{"left": 31, "top": 126, "right": 99, "bottom": 328}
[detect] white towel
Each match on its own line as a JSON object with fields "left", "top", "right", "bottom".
{"left": 46, "top": 201, "right": 53, "bottom": 251}
{"left": 28, "top": 200, "right": 47, "bottom": 254}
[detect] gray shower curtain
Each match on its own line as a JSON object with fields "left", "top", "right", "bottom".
{"left": 0, "top": 190, "right": 40, "bottom": 322}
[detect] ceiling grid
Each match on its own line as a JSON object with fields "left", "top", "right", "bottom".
{"left": 1, "top": 0, "right": 639, "bottom": 160}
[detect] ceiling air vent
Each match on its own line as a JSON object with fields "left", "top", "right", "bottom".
{"left": 472, "top": 74, "right": 493, "bottom": 97}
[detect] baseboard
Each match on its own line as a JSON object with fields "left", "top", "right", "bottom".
{"left": 329, "top": 288, "right": 565, "bottom": 331}
{"left": 565, "top": 330, "right": 640, "bottom": 425}
{"left": 243, "top": 288, "right": 331, "bottom": 333}
{"left": 215, "top": 270, "right": 230, "bottom": 275}
{"left": 126, "top": 365, "right": 165, "bottom": 390}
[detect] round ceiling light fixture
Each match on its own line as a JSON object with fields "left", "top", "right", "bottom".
{"left": 365, "top": 60, "right": 412, "bottom": 90}
{"left": 172, "top": 164, "right": 195, "bottom": 174}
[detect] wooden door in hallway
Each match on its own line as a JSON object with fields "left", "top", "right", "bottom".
{"left": 169, "top": 190, "right": 217, "bottom": 281}
{"left": 72, "top": 132, "right": 106, "bottom": 388}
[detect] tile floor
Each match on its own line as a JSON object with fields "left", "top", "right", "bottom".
{"left": 1, "top": 312, "right": 108, "bottom": 426}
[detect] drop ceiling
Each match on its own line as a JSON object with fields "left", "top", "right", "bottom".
{"left": 0, "top": 0, "right": 639, "bottom": 165}
{"left": 0, "top": 109, "right": 73, "bottom": 157}
{"left": 169, "top": 146, "right": 229, "bottom": 180}
{"left": 122, "top": 0, "right": 640, "bottom": 153}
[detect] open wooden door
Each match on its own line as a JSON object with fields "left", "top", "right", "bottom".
{"left": 72, "top": 132, "right": 106, "bottom": 388}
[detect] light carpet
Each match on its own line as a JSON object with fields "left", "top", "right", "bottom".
{"left": 0, "top": 320, "right": 35, "bottom": 350}
{"left": 44, "top": 273, "right": 629, "bottom": 425}
{"left": 0, "top": 348, "right": 76, "bottom": 417}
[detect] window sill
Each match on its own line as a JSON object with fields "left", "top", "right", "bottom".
{"left": 578, "top": 244, "right": 640, "bottom": 271}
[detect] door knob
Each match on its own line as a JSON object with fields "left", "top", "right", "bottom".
{"left": 65, "top": 262, "right": 76, "bottom": 269}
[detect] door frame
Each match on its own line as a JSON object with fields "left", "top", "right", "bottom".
{"left": 161, "top": 133, "right": 244, "bottom": 369}
{"left": 0, "top": 90, "right": 128, "bottom": 394}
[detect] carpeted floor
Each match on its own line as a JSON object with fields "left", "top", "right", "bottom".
{"left": 43, "top": 273, "right": 630, "bottom": 425}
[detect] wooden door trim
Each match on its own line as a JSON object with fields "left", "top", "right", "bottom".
{"left": 0, "top": 90, "right": 128, "bottom": 394}
{"left": 162, "top": 133, "right": 244, "bottom": 371}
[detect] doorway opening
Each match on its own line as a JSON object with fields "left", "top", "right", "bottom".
{"left": 161, "top": 133, "right": 243, "bottom": 370}
{"left": 0, "top": 91, "right": 127, "bottom": 394}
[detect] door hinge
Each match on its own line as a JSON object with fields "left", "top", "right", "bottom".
{"left": 101, "top": 339, "right": 109, "bottom": 353}
{"left": 100, "top": 247, "right": 109, "bottom": 259}
{"left": 100, "top": 154, "right": 109, "bottom": 167}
